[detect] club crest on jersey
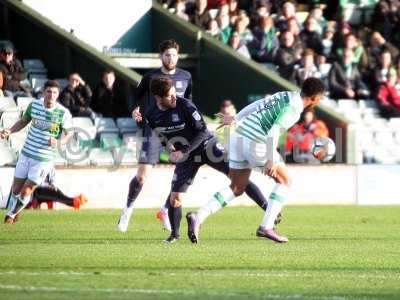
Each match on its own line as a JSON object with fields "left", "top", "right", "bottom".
{"left": 192, "top": 111, "right": 201, "bottom": 121}
{"left": 172, "top": 113, "right": 180, "bottom": 122}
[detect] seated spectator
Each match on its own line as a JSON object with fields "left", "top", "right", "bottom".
{"left": 332, "top": 21, "right": 352, "bottom": 51}
{"left": 190, "top": 0, "right": 211, "bottom": 28}
{"left": 229, "top": 31, "right": 251, "bottom": 59}
{"left": 174, "top": 0, "right": 190, "bottom": 21}
{"left": 251, "top": 15, "right": 278, "bottom": 63}
{"left": 234, "top": 15, "right": 254, "bottom": 45}
{"left": 310, "top": 5, "right": 327, "bottom": 35}
{"left": 249, "top": 0, "right": 272, "bottom": 29}
{"left": 366, "top": 31, "right": 399, "bottom": 70}
{"left": 228, "top": 0, "right": 240, "bottom": 25}
{"left": 321, "top": 26, "right": 335, "bottom": 60}
{"left": 206, "top": 18, "right": 221, "bottom": 38}
{"left": 293, "top": 48, "right": 321, "bottom": 86}
{"left": 370, "top": 50, "right": 394, "bottom": 94}
{"left": 328, "top": 48, "right": 370, "bottom": 99}
{"left": 285, "top": 108, "right": 329, "bottom": 163}
{"left": 316, "top": 54, "right": 332, "bottom": 91}
{"left": 275, "top": 30, "right": 303, "bottom": 79}
{"left": 60, "top": 72, "right": 94, "bottom": 118}
{"left": 91, "top": 70, "right": 120, "bottom": 118}
{"left": 300, "top": 16, "right": 323, "bottom": 55}
{"left": 275, "top": 0, "right": 300, "bottom": 33}
{"left": 217, "top": 12, "right": 232, "bottom": 44}
{"left": 377, "top": 69, "right": 400, "bottom": 118}
{"left": 372, "top": 0, "right": 400, "bottom": 41}
{"left": 0, "top": 45, "right": 30, "bottom": 99}
{"left": 336, "top": 33, "right": 368, "bottom": 72}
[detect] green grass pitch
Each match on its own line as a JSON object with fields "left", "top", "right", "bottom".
{"left": 1, "top": 206, "right": 399, "bottom": 300}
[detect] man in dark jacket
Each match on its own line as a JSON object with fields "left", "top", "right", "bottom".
{"left": 0, "top": 46, "right": 30, "bottom": 99}
{"left": 60, "top": 72, "right": 94, "bottom": 118}
{"left": 328, "top": 48, "right": 370, "bottom": 99}
{"left": 91, "top": 70, "right": 119, "bottom": 117}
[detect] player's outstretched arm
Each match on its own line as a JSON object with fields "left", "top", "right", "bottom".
{"left": 0, "top": 117, "right": 30, "bottom": 139}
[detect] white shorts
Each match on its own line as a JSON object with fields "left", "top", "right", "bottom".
{"left": 14, "top": 153, "right": 54, "bottom": 185}
{"left": 228, "top": 131, "right": 283, "bottom": 170}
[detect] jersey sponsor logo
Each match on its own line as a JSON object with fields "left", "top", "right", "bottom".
{"left": 192, "top": 111, "right": 201, "bottom": 121}
{"left": 172, "top": 113, "right": 180, "bottom": 122}
{"left": 32, "top": 119, "right": 54, "bottom": 131}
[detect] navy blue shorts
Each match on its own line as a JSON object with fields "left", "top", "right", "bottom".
{"left": 138, "top": 124, "right": 162, "bottom": 165}
{"left": 171, "top": 138, "right": 229, "bottom": 193}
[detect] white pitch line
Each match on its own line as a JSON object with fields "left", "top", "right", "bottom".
{"left": 0, "top": 271, "right": 398, "bottom": 280}
{"left": 0, "top": 284, "right": 358, "bottom": 300}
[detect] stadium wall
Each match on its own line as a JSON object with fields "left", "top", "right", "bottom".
{"left": 1, "top": 165, "right": 398, "bottom": 209}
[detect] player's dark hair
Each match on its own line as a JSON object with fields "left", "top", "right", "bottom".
{"left": 159, "top": 39, "right": 180, "bottom": 54}
{"left": 150, "top": 76, "right": 174, "bottom": 97}
{"left": 300, "top": 77, "right": 325, "bottom": 97}
{"left": 44, "top": 80, "right": 61, "bottom": 90}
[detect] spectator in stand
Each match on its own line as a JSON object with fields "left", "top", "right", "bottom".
{"left": 285, "top": 108, "right": 329, "bottom": 163}
{"left": 229, "top": 31, "right": 251, "bottom": 59}
{"left": 251, "top": 15, "right": 278, "bottom": 63}
{"left": 366, "top": 31, "right": 399, "bottom": 70}
{"left": 370, "top": 50, "right": 395, "bottom": 94}
{"left": 275, "top": 30, "right": 303, "bottom": 79}
{"left": 287, "top": 16, "right": 301, "bottom": 39}
{"left": 249, "top": 0, "right": 271, "bottom": 29}
{"left": 336, "top": 33, "right": 368, "bottom": 73}
{"left": 300, "top": 15, "right": 323, "bottom": 55}
{"left": 293, "top": 48, "right": 322, "bottom": 86}
{"left": 377, "top": 69, "right": 400, "bottom": 118}
{"left": 174, "top": 0, "right": 190, "bottom": 21}
{"left": 60, "top": 72, "right": 95, "bottom": 118}
{"left": 275, "top": 1, "right": 300, "bottom": 33}
{"left": 321, "top": 26, "right": 335, "bottom": 60}
{"left": 191, "top": 0, "right": 211, "bottom": 28}
{"left": 328, "top": 48, "right": 370, "bottom": 100}
{"left": 316, "top": 54, "right": 332, "bottom": 91}
{"left": 91, "top": 70, "right": 120, "bottom": 118}
{"left": 234, "top": 15, "right": 254, "bottom": 45}
{"left": 372, "top": 0, "right": 400, "bottom": 41}
{"left": 332, "top": 21, "right": 352, "bottom": 51}
{"left": 309, "top": 5, "right": 327, "bottom": 35}
{"left": 206, "top": 18, "right": 221, "bottom": 38}
{"left": 228, "top": 0, "right": 240, "bottom": 24}
{"left": 217, "top": 11, "right": 232, "bottom": 44}
{"left": 0, "top": 45, "right": 30, "bottom": 99}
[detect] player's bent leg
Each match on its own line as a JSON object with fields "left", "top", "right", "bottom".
{"left": 6, "top": 180, "right": 37, "bottom": 223}
{"left": 164, "top": 192, "right": 182, "bottom": 243}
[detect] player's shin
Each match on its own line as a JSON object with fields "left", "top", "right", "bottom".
{"left": 260, "top": 183, "right": 289, "bottom": 229}
{"left": 197, "top": 187, "right": 236, "bottom": 224}
{"left": 245, "top": 181, "right": 268, "bottom": 211}
{"left": 126, "top": 177, "right": 143, "bottom": 208}
{"left": 7, "top": 194, "right": 32, "bottom": 219}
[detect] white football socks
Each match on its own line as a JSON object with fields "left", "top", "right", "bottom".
{"left": 197, "top": 187, "right": 236, "bottom": 224}
{"left": 260, "top": 183, "right": 289, "bottom": 229}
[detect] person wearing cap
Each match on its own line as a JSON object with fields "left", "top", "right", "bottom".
{"left": 0, "top": 46, "right": 30, "bottom": 99}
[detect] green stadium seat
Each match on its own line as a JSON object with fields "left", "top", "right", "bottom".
{"left": 95, "top": 117, "right": 119, "bottom": 134}
{"left": 89, "top": 148, "right": 114, "bottom": 166}
{"left": 100, "top": 133, "right": 122, "bottom": 149}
